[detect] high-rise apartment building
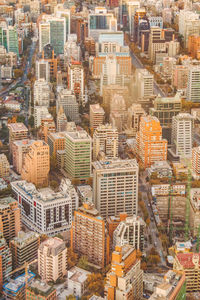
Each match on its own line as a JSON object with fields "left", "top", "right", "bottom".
{"left": 36, "top": 60, "right": 50, "bottom": 82}
{"left": 39, "top": 22, "right": 50, "bottom": 53}
{"left": 149, "top": 93, "right": 182, "bottom": 127}
{"left": 8, "top": 123, "right": 28, "bottom": 151}
{"left": 11, "top": 179, "right": 78, "bottom": 236}
{"left": 57, "top": 89, "right": 79, "bottom": 123}
{"left": 21, "top": 140, "right": 50, "bottom": 187}
{"left": 90, "top": 104, "right": 105, "bottom": 130}
{"left": 34, "top": 79, "right": 51, "bottom": 107}
{"left": 136, "top": 116, "right": 168, "bottom": 168}
{"left": 68, "top": 62, "right": 85, "bottom": 103}
{"left": 0, "top": 197, "right": 21, "bottom": 245}
{"left": 136, "top": 69, "right": 154, "bottom": 99}
{"left": 39, "top": 114, "right": 56, "bottom": 143}
{"left": 113, "top": 215, "right": 146, "bottom": 252}
{"left": 126, "top": 104, "right": 146, "bottom": 137}
{"left": 148, "top": 26, "right": 166, "bottom": 62}
{"left": 12, "top": 140, "right": 35, "bottom": 174}
{"left": 93, "top": 159, "right": 138, "bottom": 219}
{"left": 172, "top": 65, "right": 189, "bottom": 90}
{"left": 47, "top": 132, "right": 65, "bottom": 157}
{"left": 105, "top": 245, "right": 143, "bottom": 300}
{"left": 71, "top": 202, "right": 109, "bottom": 269}
{"left": 187, "top": 66, "right": 200, "bottom": 103}
{"left": 0, "top": 231, "right": 12, "bottom": 290}
{"left": 93, "top": 124, "right": 118, "bottom": 160}
{"left": 56, "top": 106, "right": 68, "bottom": 132}
{"left": 171, "top": 113, "right": 193, "bottom": 158}
{"left": 0, "top": 154, "right": 9, "bottom": 178}
{"left": 41, "top": 44, "right": 58, "bottom": 80}
{"left": 10, "top": 231, "right": 40, "bottom": 269}
{"left": 34, "top": 106, "right": 49, "bottom": 128}
{"left": 38, "top": 237, "right": 67, "bottom": 283}
{"left": 64, "top": 129, "right": 92, "bottom": 181}
{"left": 192, "top": 147, "right": 200, "bottom": 179}
{"left": 188, "top": 35, "right": 200, "bottom": 59}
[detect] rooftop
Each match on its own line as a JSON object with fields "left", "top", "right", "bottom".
{"left": 90, "top": 103, "right": 105, "bottom": 114}
{"left": 39, "top": 237, "right": 65, "bottom": 256}
{"left": 28, "top": 280, "right": 55, "bottom": 296}
{"left": 11, "top": 231, "right": 39, "bottom": 248}
{"left": 8, "top": 122, "right": 28, "bottom": 132}
{"left": 65, "top": 129, "right": 91, "bottom": 141}
{"left": 0, "top": 197, "right": 17, "bottom": 209}
{"left": 176, "top": 253, "right": 200, "bottom": 269}
{"left": 68, "top": 267, "right": 91, "bottom": 284}
{"left": 93, "top": 158, "right": 138, "bottom": 171}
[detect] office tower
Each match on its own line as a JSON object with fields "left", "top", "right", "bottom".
{"left": 136, "top": 69, "right": 154, "bottom": 99}
{"left": 47, "top": 132, "right": 65, "bottom": 157}
{"left": 93, "top": 124, "right": 118, "bottom": 160}
{"left": 136, "top": 116, "right": 167, "bottom": 168}
{"left": 8, "top": 123, "right": 28, "bottom": 151}
{"left": 126, "top": 104, "right": 146, "bottom": 137}
{"left": 88, "top": 7, "right": 117, "bottom": 41}
{"left": 38, "top": 237, "right": 67, "bottom": 282}
{"left": 93, "top": 159, "right": 138, "bottom": 219}
{"left": 11, "top": 179, "right": 78, "bottom": 236}
{"left": 149, "top": 93, "right": 182, "bottom": 127}
{"left": 133, "top": 8, "right": 146, "bottom": 42}
{"left": 21, "top": 140, "right": 50, "bottom": 187}
{"left": 0, "top": 153, "right": 9, "bottom": 178}
{"left": 148, "top": 26, "right": 166, "bottom": 62}
{"left": 179, "top": 10, "right": 200, "bottom": 47}
{"left": 113, "top": 215, "right": 146, "bottom": 252}
{"left": 39, "top": 114, "right": 56, "bottom": 143}
{"left": 71, "top": 202, "right": 109, "bottom": 269}
{"left": 12, "top": 140, "right": 35, "bottom": 174}
{"left": 65, "top": 129, "right": 92, "bottom": 181}
{"left": 36, "top": 60, "right": 50, "bottom": 82}
{"left": 39, "top": 16, "right": 66, "bottom": 55}
{"left": 7, "top": 26, "right": 19, "bottom": 56}
{"left": 26, "top": 280, "right": 57, "bottom": 300}
{"left": 192, "top": 147, "right": 200, "bottom": 179}
{"left": 161, "top": 57, "right": 176, "bottom": 80}
{"left": 10, "top": 231, "right": 40, "bottom": 269}
{"left": 57, "top": 89, "right": 79, "bottom": 123}
{"left": 90, "top": 104, "right": 105, "bottom": 130}
{"left": 187, "top": 66, "right": 200, "bottom": 103}
{"left": 54, "top": 4, "right": 70, "bottom": 40}
{"left": 34, "top": 106, "right": 49, "bottom": 128}
{"left": 0, "top": 197, "right": 21, "bottom": 245}
{"left": 34, "top": 79, "right": 51, "bottom": 107}
{"left": 173, "top": 252, "right": 200, "bottom": 292}
{"left": 171, "top": 113, "right": 193, "bottom": 158}
{"left": 105, "top": 245, "right": 143, "bottom": 300}
{"left": 172, "top": 65, "right": 189, "bottom": 90}
{"left": 56, "top": 106, "right": 68, "bottom": 131}
{"left": 68, "top": 62, "right": 85, "bottom": 104}
{"left": 0, "top": 231, "right": 12, "bottom": 290}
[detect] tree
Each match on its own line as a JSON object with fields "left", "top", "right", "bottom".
{"left": 147, "top": 247, "right": 161, "bottom": 266}
{"left": 146, "top": 218, "right": 150, "bottom": 227}
{"left": 14, "top": 69, "right": 23, "bottom": 79}
{"left": 86, "top": 273, "right": 104, "bottom": 296}
{"left": 77, "top": 256, "right": 89, "bottom": 271}
{"left": 27, "top": 72, "right": 33, "bottom": 80}
{"left": 67, "top": 247, "right": 78, "bottom": 269}
{"left": 28, "top": 115, "right": 34, "bottom": 128}
{"left": 141, "top": 261, "right": 147, "bottom": 271}
{"left": 17, "top": 115, "right": 25, "bottom": 123}
{"left": 50, "top": 154, "right": 57, "bottom": 171}
{"left": 50, "top": 180, "right": 59, "bottom": 190}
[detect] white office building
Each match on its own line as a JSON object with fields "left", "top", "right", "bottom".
{"left": 187, "top": 66, "right": 200, "bottom": 103}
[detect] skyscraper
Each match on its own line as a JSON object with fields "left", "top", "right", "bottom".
{"left": 93, "top": 159, "right": 138, "bottom": 219}
{"left": 21, "top": 140, "right": 50, "bottom": 187}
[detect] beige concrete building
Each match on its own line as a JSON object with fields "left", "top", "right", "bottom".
{"left": 93, "top": 124, "right": 118, "bottom": 161}
{"left": 93, "top": 159, "right": 138, "bottom": 219}
{"left": 38, "top": 237, "right": 67, "bottom": 283}
{"left": 90, "top": 103, "right": 105, "bottom": 130}
{"left": 110, "top": 94, "right": 127, "bottom": 132}
{"left": 21, "top": 140, "right": 50, "bottom": 187}
{"left": 192, "top": 146, "right": 200, "bottom": 179}
{"left": 148, "top": 27, "right": 166, "bottom": 62}
{"left": 102, "top": 85, "right": 129, "bottom": 113}
{"left": 8, "top": 123, "right": 28, "bottom": 151}
{"left": 34, "top": 78, "right": 51, "bottom": 107}
{"left": 12, "top": 139, "right": 34, "bottom": 174}
{"left": 0, "top": 154, "right": 9, "bottom": 178}
{"left": 135, "top": 69, "right": 154, "bottom": 99}
{"left": 189, "top": 188, "right": 200, "bottom": 236}
{"left": 125, "top": 104, "right": 146, "bottom": 137}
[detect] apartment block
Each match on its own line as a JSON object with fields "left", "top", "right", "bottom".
{"left": 0, "top": 153, "right": 9, "bottom": 178}
{"left": 10, "top": 231, "right": 40, "bottom": 269}
{"left": 192, "top": 146, "right": 200, "bottom": 179}
{"left": 0, "top": 232, "right": 12, "bottom": 290}
{"left": 71, "top": 202, "right": 109, "bottom": 269}
{"left": 136, "top": 69, "right": 154, "bottom": 99}
{"left": 11, "top": 179, "right": 78, "bottom": 236}
{"left": 189, "top": 188, "right": 200, "bottom": 237}
{"left": 113, "top": 215, "right": 146, "bottom": 253}
{"left": 173, "top": 252, "right": 200, "bottom": 292}
{"left": 93, "top": 159, "right": 138, "bottom": 219}
{"left": 149, "top": 93, "right": 181, "bottom": 127}
{"left": 34, "top": 79, "right": 51, "bottom": 107}
{"left": 68, "top": 267, "right": 91, "bottom": 298}
{"left": 8, "top": 122, "right": 28, "bottom": 151}
{"left": 136, "top": 116, "right": 167, "bottom": 168}
{"left": 21, "top": 140, "right": 50, "bottom": 187}
{"left": 38, "top": 237, "right": 67, "bottom": 282}
{"left": 0, "top": 197, "right": 21, "bottom": 245}
{"left": 102, "top": 85, "right": 129, "bottom": 113}
{"left": 188, "top": 35, "right": 200, "bottom": 59}
{"left": 90, "top": 104, "right": 105, "bottom": 130}
{"left": 171, "top": 113, "right": 193, "bottom": 158}
{"left": 34, "top": 106, "right": 49, "bottom": 128}
{"left": 67, "top": 62, "right": 85, "bottom": 103}
{"left": 36, "top": 59, "right": 50, "bottom": 82}
{"left": 47, "top": 132, "right": 65, "bottom": 157}
{"left": 172, "top": 65, "right": 189, "bottom": 90}
{"left": 64, "top": 129, "right": 92, "bottom": 181}
{"left": 26, "top": 280, "right": 57, "bottom": 300}
{"left": 125, "top": 104, "right": 146, "bottom": 137}
{"left": 39, "top": 114, "right": 56, "bottom": 143}
{"left": 105, "top": 245, "right": 143, "bottom": 300}
{"left": 12, "top": 139, "right": 34, "bottom": 174}
{"left": 57, "top": 106, "right": 68, "bottom": 132}
{"left": 93, "top": 124, "right": 118, "bottom": 161}
{"left": 57, "top": 89, "right": 80, "bottom": 123}
{"left": 187, "top": 66, "right": 200, "bottom": 103}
